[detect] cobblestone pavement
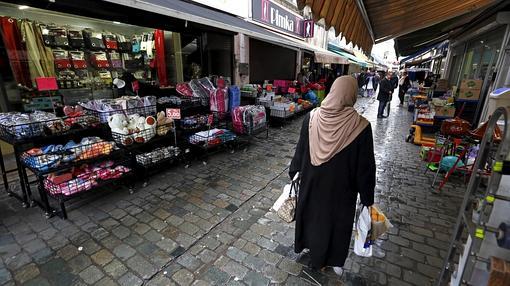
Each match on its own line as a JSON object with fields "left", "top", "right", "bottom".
{"left": 0, "top": 96, "right": 466, "bottom": 285}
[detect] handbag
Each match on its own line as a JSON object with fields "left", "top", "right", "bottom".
{"left": 276, "top": 172, "right": 300, "bottom": 223}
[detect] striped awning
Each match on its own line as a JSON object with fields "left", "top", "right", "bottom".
{"left": 298, "top": 0, "right": 497, "bottom": 54}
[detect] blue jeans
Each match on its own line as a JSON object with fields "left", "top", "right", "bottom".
{"left": 378, "top": 100, "right": 387, "bottom": 117}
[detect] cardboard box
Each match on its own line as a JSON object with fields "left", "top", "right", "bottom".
{"left": 434, "top": 106, "right": 456, "bottom": 117}
{"left": 460, "top": 79, "right": 483, "bottom": 89}
{"left": 458, "top": 88, "right": 481, "bottom": 100}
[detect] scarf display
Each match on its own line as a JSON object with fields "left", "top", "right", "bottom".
{"left": 19, "top": 20, "right": 55, "bottom": 82}
{"left": 0, "top": 17, "right": 32, "bottom": 88}
{"left": 154, "top": 29, "right": 168, "bottom": 87}
{"left": 309, "top": 76, "right": 369, "bottom": 166}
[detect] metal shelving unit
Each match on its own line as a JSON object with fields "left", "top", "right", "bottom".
{"left": 437, "top": 107, "right": 510, "bottom": 285}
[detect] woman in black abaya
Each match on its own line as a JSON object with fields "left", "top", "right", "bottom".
{"left": 289, "top": 76, "right": 376, "bottom": 274}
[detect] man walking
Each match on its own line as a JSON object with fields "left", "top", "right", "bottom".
{"left": 377, "top": 72, "right": 393, "bottom": 118}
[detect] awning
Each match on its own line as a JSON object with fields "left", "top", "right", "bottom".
{"left": 104, "top": 0, "right": 308, "bottom": 52}
{"left": 298, "top": 0, "right": 497, "bottom": 54}
{"left": 328, "top": 44, "right": 368, "bottom": 67}
{"left": 399, "top": 41, "right": 448, "bottom": 64}
{"left": 272, "top": 32, "right": 349, "bottom": 64}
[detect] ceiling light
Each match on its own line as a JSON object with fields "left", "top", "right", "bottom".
{"left": 18, "top": 5, "right": 30, "bottom": 10}
{"left": 113, "top": 21, "right": 121, "bottom": 24}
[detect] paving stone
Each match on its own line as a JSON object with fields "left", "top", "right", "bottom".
{"left": 156, "top": 238, "right": 179, "bottom": 253}
{"left": 5, "top": 251, "right": 31, "bottom": 270}
{"left": 243, "top": 271, "right": 270, "bottom": 286}
{"left": 104, "top": 259, "right": 128, "bottom": 279}
{"left": 96, "top": 277, "right": 119, "bottom": 286}
{"left": 149, "top": 219, "right": 167, "bottom": 231}
{"left": 13, "top": 263, "right": 39, "bottom": 284}
{"left": 403, "top": 270, "right": 431, "bottom": 286}
{"left": 242, "top": 242, "right": 261, "bottom": 256}
{"left": 221, "top": 260, "right": 249, "bottom": 279}
{"left": 278, "top": 258, "right": 302, "bottom": 276}
{"left": 176, "top": 253, "right": 202, "bottom": 271}
{"left": 118, "top": 272, "right": 143, "bottom": 286}
{"left": 79, "top": 265, "right": 104, "bottom": 284}
{"left": 262, "top": 265, "right": 288, "bottom": 284}
{"left": 417, "top": 263, "right": 440, "bottom": 279}
{"left": 167, "top": 215, "right": 185, "bottom": 226}
{"left": 113, "top": 244, "right": 137, "bottom": 261}
{"left": 113, "top": 225, "right": 131, "bottom": 240}
{"left": 242, "top": 255, "right": 266, "bottom": 271}
{"left": 91, "top": 249, "right": 114, "bottom": 266}
{"left": 126, "top": 255, "right": 158, "bottom": 279}
{"left": 258, "top": 249, "right": 283, "bottom": 266}
{"left": 24, "top": 276, "right": 51, "bottom": 286}
{"left": 172, "top": 269, "right": 194, "bottom": 286}
{"left": 81, "top": 239, "right": 101, "bottom": 255}
{"left": 256, "top": 237, "right": 278, "bottom": 251}
{"left": 226, "top": 247, "right": 248, "bottom": 262}
{"left": 133, "top": 223, "right": 151, "bottom": 235}
{"left": 0, "top": 267, "right": 12, "bottom": 284}
{"left": 68, "top": 254, "right": 92, "bottom": 274}
{"left": 23, "top": 239, "right": 46, "bottom": 254}
{"left": 197, "top": 248, "right": 216, "bottom": 264}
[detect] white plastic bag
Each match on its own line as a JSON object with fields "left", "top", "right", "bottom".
{"left": 354, "top": 206, "right": 373, "bottom": 257}
{"left": 272, "top": 172, "right": 299, "bottom": 212}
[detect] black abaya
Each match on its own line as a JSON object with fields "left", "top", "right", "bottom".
{"left": 289, "top": 113, "right": 375, "bottom": 269}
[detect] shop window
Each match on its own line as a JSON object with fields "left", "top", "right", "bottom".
{"left": 0, "top": 2, "right": 233, "bottom": 112}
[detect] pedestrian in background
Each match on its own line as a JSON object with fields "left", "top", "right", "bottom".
{"left": 357, "top": 70, "right": 366, "bottom": 96}
{"left": 377, "top": 72, "right": 393, "bottom": 118}
{"left": 373, "top": 72, "right": 380, "bottom": 94}
{"left": 365, "top": 72, "right": 375, "bottom": 97}
{"left": 398, "top": 71, "right": 411, "bottom": 106}
{"left": 289, "top": 76, "right": 375, "bottom": 275}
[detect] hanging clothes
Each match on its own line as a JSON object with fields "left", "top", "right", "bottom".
{"left": 20, "top": 20, "right": 55, "bottom": 82}
{"left": 0, "top": 17, "right": 32, "bottom": 88}
{"left": 153, "top": 29, "right": 168, "bottom": 87}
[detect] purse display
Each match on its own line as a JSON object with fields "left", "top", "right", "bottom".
{"left": 90, "top": 52, "right": 110, "bottom": 69}
{"left": 117, "top": 34, "right": 131, "bottom": 52}
{"left": 109, "top": 52, "right": 122, "bottom": 69}
{"left": 40, "top": 25, "right": 55, "bottom": 46}
{"left": 53, "top": 50, "right": 71, "bottom": 69}
{"left": 132, "top": 36, "right": 141, "bottom": 53}
{"left": 83, "top": 30, "right": 105, "bottom": 50}
{"left": 69, "top": 51, "right": 87, "bottom": 69}
{"left": 68, "top": 30, "right": 85, "bottom": 49}
{"left": 103, "top": 33, "right": 118, "bottom": 50}
{"left": 123, "top": 53, "right": 143, "bottom": 69}
{"left": 50, "top": 28, "right": 69, "bottom": 48}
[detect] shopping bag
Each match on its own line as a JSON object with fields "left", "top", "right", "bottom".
{"left": 354, "top": 206, "right": 373, "bottom": 257}
{"left": 370, "top": 206, "right": 393, "bottom": 241}
{"left": 273, "top": 173, "right": 299, "bottom": 223}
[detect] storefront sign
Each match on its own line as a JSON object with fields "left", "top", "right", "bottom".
{"left": 166, "top": 108, "right": 181, "bottom": 119}
{"left": 303, "top": 20, "right": 314, "bottom": 38}
{"left": 192, "top": 0, "right": 249, "bottom": 18}
{"left": 252, "top": 0, "right": 304, "bottom": 38}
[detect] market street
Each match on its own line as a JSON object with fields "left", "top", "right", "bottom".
{"left": 0, "top": 96, "right": 466, "bottom": 286}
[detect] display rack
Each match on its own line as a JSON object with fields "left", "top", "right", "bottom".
{"left": 0, "top": 111, "right": 104, "bottom": 207}
{"left": 437, "top": 107, "right": 510, "bottom": 285}
{"left": 39, "top": 155, "right": 133, "bottom": 219}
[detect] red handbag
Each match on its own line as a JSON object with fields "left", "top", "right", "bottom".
{"left": 90, "top": 52, "right": 110, "bottom": 69}
{"left": 104, "top": 33, "right": 118, "bottom": 50}
{"left": 70, "top": 51, "right": 87, "bottom": 69}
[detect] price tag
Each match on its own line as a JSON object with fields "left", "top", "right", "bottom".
{"left": 166, "top": 108, "right": 181, "bottom": 119}
{"left": 288, "top": 87, "right": 296, "bottom": 93}
{"left": 266, "top": 84, "right": 273, "bottom": 91}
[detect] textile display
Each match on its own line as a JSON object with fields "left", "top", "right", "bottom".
{"left": 0, "top": 17, "right": 32, "bottom": 87}
{"left": 154, "top": 29, "right": 168, "bottom": 87}
{"left": 20, "top": 20, "right": 56, "bottom": 81}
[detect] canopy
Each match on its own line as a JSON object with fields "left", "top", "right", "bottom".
{"left": 328, "top": 44, "right": 368, "bottom": 67}
{"left": 298, "top": 0, "right": 497, "bottom": 54}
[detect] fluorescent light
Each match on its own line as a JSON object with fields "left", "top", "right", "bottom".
{"left": 18, "top": 5, "right": 30, "bottom": 10}
{"left": 113, "top": 21, "right": 121, "bottom": 24}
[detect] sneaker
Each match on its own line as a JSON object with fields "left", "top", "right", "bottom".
{"left": 332, "top": 267, "right": 344, "bottom": 276}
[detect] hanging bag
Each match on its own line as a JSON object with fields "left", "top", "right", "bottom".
{"left": 276, "top": 172, "right": 300, "bottom": 223}
{"left": 354, "top": 205, "right": 373, "bottom": 257}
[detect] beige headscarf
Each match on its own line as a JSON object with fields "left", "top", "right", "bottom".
{"left": 309, "top": 76, "right": 369, "bottom": 166}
